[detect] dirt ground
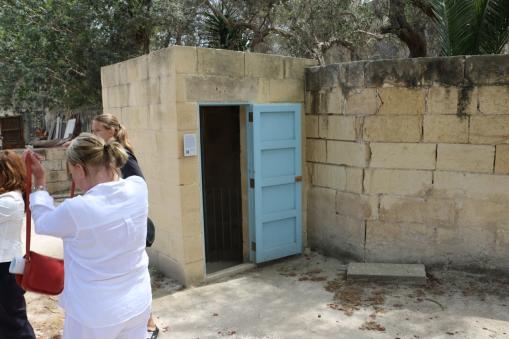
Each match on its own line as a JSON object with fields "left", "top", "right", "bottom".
{"left": 26, "top": 252, "right": 509, "bottom": 339}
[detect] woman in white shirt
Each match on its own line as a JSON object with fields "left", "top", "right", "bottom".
{"left": 24, "top": 133, "right": 152, "bottom": 339}
{"left": 0, "top": 150, "right": 36, "bottom": 339}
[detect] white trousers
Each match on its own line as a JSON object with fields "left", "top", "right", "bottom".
{"left": 63, "top": 306, "right": 150, "bottom": 339}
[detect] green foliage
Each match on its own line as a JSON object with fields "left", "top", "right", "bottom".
{"left": 202, "top": 1, "right": 249, "bottom": 50}
{"left": 431, "top": 0, "right": 509, "bottom": 55}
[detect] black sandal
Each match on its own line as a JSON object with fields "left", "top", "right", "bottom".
{"left": 146, "top": 326, "right": 159, "bottom": 339}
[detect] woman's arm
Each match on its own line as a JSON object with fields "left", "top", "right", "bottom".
{"left": 30, "top": 191, "right": 77, "bottom": 239}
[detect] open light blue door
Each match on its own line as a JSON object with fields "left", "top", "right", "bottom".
{"left": 250, "top": 104, "right": 302, "bottom": 263}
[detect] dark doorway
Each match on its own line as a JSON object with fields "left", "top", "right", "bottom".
{"left": 200, "top": 106, "right": 243, "bottom": 274}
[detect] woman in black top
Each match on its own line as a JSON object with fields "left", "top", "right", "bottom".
{"left": 91, "top": 114, "right": 159, "bottom": 339}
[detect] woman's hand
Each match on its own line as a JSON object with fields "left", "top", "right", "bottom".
{"left": 22, "top": 149, "right": 46, "bottom": 187}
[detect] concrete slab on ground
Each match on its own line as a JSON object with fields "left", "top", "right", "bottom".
{"left": 347, "top": 262, "right": 427, "bottom": 285}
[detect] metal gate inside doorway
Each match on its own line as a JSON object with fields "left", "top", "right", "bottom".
{"left": 200, "top": 106, "right": 243, "bottom": 273}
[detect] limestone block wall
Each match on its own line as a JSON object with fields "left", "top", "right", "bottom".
{"left": 101, "top": 46, "right": 315, "bottom": 285}
{"left": 306, "top": 55, "right": 509, "bottom": 270}
{"left": 13, "top": 147, "right": 71, "bottom": 195}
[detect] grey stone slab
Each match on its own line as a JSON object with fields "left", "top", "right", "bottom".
{"left": 347, "top": 262, "right": 426, "bottom": 285}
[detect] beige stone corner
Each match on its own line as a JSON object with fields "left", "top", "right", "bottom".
{"left": 101, "top": 64, "right": 119, "bottom": 88}
{"left": 317, "top": 88, "right": 344, "bottom": 114}
{"left": 284, "top": 57, "right": 317, "bottom": 80}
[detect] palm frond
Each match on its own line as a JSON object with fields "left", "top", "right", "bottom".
{"left": 476, "top": 0, "right": 509, "bottom": 54}
{"left": 430, "top": 0, "right": 477, "bottom": 56}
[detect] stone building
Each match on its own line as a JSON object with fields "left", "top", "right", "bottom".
{"left": 101, "top": 46, "right": 509, "bottom": 286}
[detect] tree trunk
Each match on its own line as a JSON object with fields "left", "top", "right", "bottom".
{"left": 381, "top": 0, "right": 427, "bottom": 58}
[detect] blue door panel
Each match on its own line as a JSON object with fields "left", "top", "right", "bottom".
{"left": 251, "top": 103, "right": 302, "bottom": 263}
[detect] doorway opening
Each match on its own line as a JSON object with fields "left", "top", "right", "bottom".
{"left": 200, "top": 106, "right": 244, "bottom": 274}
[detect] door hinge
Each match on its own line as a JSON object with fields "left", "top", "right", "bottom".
{"left": 250, "top": 178, "right": 255, "bottom": 188}
{"left": 249, "top": 111, "right": 253, "bottom": 122}
{"left": 251, "top": 241, "right": 256, "bottom": 251}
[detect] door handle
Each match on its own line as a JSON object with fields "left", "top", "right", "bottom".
{"left": 295, "top": 176, "right": 302, "bottom": 182}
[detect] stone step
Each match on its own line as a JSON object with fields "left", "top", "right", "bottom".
{"left": 346, "top": 262, "right": 426, "bottom": 285}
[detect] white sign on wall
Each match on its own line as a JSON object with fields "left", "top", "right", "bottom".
{"left": 183, "top": 133, "right": 197, "bottom": 157}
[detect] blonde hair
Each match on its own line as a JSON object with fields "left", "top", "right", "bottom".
{"left": 92, "top": 114, "right": 133, "bottom": 152}
{"left": 0, "top": 150, "right": 26, "bottom": 194}
{"left": 66, "top": 133, "right": 128, "bottom": 174}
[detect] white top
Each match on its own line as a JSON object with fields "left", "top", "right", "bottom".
{"left": 30, "top": 176, "right": 151, "bottom": 328}
{"left": 0, "top": 190, "right": 24, "bottom": 263}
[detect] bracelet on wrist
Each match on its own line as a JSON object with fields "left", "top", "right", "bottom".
{"left": 32, "top": 185, "right": 47, "bottom": 192}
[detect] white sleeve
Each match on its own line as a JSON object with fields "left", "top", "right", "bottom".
{"left": 30, "top": 191, "right": 77, "bottom": 239}
{"left": 0, "top": 195, "right": 18, "bottom": 221}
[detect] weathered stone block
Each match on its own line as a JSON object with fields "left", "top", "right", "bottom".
{"left": 336, "top": 191, "right": 378, "bottom": 220}
{"left": 378, "top": 87, "right": 425, "bottom": 115}
{"left": 148, "top": 104, "right": 177, "bottom": 131}
{"left": 149, "top": 48, "right": 174, "bottom": 77}
{"left": 319, "top": 64, "right": 341, "bottom": 89}
{"left": 345, "top": 88, "right": 379, "bottom": 115}
{"left": 46, "top": 170, "right": 69, "bottom": 183}
{"left": 171, "top": 46, "right": 198, "bottom": 74}
{"left": 126, "top": 55, "right": 148, "bottom": 82}
{"left": 319, "top": 115, "right": 356, "bottom": 140}
{"left": 128, "top": 81, "right": 149, "bottom": 107}
{"left": 305, "top": 115, "right": 319, "bottom": 138}
{"left": 327, "top": 141, "right": 369, "bottom": 167}
{"left": 184, "top": 235, "right": 205, "bottom": 264}
{"left": 437, "top": 144, "right": 494, "bottom": 173}
{"left": 284, "top": 57, "right": 317, "bottom": 80}
{"left": 311, "top": 163, "right": 347, "bottom": 190}
{"left": 495, "top": 145, "right": 509, "bottom": 174}
{"left": 469, "top": 116, "right": 509, "bottom": 144}
{"left": 434, "top": 171, "right": 509, "bottom": 201}
{"left": 379, "top": 195, "right": 455, "bottom": 225}
{"left": 185, "top": 76, "right": 259, "bottom": 102}
{"left": 118, "top": 61, "right": 129, "bottom": 85}
{"left": 306, "top": 139, "right": 326, "bottom": 162}
{"left": 466, "top": 54, "right": 509, "bottom": 84}
{"left": 427, "top": 87, "right": 458, "bottom": 114}
{"left": 305, "top": 66, "right": 321, "bottom": 92}
{"left": 316, "top": 87, "right": 344, "bottom": 114}
{"left": 365, "top": 220, "right": 434, "bottom": 262}
{"left": 339, "top": 61, "right": 366, "bottom": 88}
{"left": 268, "top": 79, "right": 305, "bottom": 102}
{"left": 176, "top": 102, "right": 198, "bottom": 131}
{"left": 197, "top": 47, "right": 244, "bottom": 78}
{"left": 478, "top": 86, "right": 509, "bottom": 114}
{"left": 246, "top": 52, "right": 284, "bottom": 79}
{"left": 363, "top": 116, "right": 422, "bottom": 142}
{"left": 364, "top": 169, "right": 432, "bottom": 195}
{"left": 346, "top": 167, "right": 364, "bottom": 193}
{"left": 305, "top": 91, "right": 314, "bottom": 114}
{"left": 423, "top": 115, "right": 468, "bottom": 143}
{"left": 42, "top": 159, "right": 63, "bottom": 171}
{"left": 457, "top": 199, "right": 509, "bottom": 228}
{"left": 101, "top": 64, "right": 119, "bottom": 88}
{"left": 419, "top": 56, "right": 465, "bottom": 86}
{"left": 365, "top": 58, "right": 422, "bottom": 87}
{"left": 370, "top": 143, "right": 436, "bottom": 170}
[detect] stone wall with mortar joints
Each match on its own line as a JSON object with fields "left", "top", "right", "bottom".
{"left": 305, "top": 54, "right": 509, "bottom": 270}
{"left": 103, "top": 46, "right": 315, "bottom": 285}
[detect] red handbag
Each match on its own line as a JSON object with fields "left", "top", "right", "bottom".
{"left": 15, "top": 152, "right": 74, "bottom": 295}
